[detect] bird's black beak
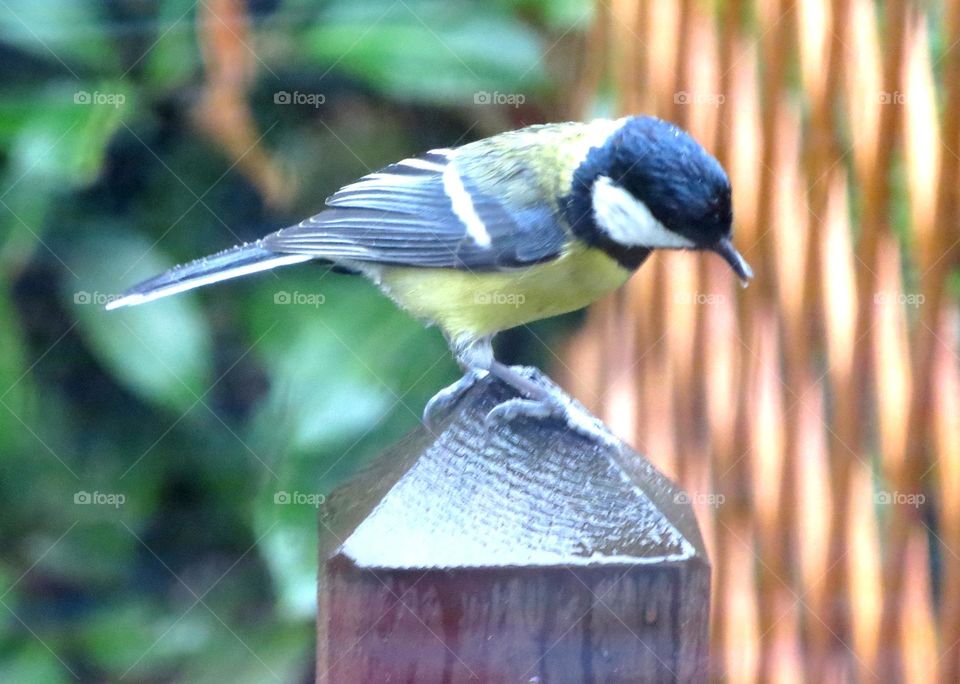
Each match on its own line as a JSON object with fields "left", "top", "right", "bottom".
{"left": 713, "top": 237, "right": 753, "bottom": 287}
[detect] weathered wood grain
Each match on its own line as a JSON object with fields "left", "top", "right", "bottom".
{"left": 317, "top": 370, "right": 709, "bottom": 683}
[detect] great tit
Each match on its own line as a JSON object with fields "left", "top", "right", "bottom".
{"left": 107, "top": 115, "right": 752, "bottom": 441}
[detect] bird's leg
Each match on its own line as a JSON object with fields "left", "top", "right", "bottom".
{"left": 485, "top": 361, "right": 620, "bottom": 449}
{"left": 422, "top": 336, "right": 493, "bottom": 430}
{"left": 424, "top": 338, "right": 620, "bottom": 449}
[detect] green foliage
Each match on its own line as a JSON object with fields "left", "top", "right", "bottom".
{"left": 69, "top": 233, "right": 214, "bottom": 412}
{"left": 308, "top": 1, "right": 547, "bottom": 102}
{"left": 0, "top": 0, "right": 116, "bottom": 70}
{"left": 143, "top": 0, "right": 203, "bottom": 89}
{"left": 0, "top": 0, "right": 572, "bottom": 680}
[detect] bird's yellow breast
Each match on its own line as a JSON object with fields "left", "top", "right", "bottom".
{"left": 378, "top": 246, "right": 632, "bottom": 341}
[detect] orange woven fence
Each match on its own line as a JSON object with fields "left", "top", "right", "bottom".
{"left": 559, "top": 0, "right": 960, "bottom": 681}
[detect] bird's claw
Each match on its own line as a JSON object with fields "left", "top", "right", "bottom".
{"left": 485, "top": 393, "right": 621, "bottom": 450}
{"left": 485, "top": 397, "right": 554, "bottom": 423}
{"left": 423, "top": 369, "right": 486, "bottom": 430}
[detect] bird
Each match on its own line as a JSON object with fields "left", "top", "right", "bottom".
{"left": 107, "top": 115, "right": 752, "bottom": 443}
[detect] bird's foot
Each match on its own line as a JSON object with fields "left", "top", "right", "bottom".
{"left": 484, "top": 386, "right": 621, "bottom": 450}
{"left": 423, "top": 368, "right": 487, "bottom": 430}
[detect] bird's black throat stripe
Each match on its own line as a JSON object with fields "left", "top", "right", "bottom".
{"left": 560, "top": 142, "right": 652, "bottom": 271}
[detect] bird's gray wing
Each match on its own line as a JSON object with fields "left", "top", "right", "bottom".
{"left": 262, "top": 147, "right": 569, "bottom": 271}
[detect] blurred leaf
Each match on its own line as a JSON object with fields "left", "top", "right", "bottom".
{"left": 244, "top": 273, "right": 400, "bottom": 453}
{"left": 0, "top": 0, "right": 117, "bottom": 72}
{"left": 0, "top": 392, "right": 84, "bottom": 546}
{"left": 1, "top": 82, "right": 131, "bottom": 273}
{"left": 67, "top": 233, "right": 213, "bottom": 413}
{"left": 1, "top": 82, "right": 130, "bottom": 186}
{"left": 306, "top": 0, "right": 546, "bottom": 102}
{"left": 82, "top": 600, "right": 191, "bottom": 675}
{"left": 256, "top": 519, "right": 317, "bottom": 619}
{"left": 253, "top": 323, "right": 392, "bottom": 451}
{"left": 0, "top": 286, "right": 28, "bottom": 420}
{"left": 72, "top": 92, "right": 131, "bottom": 185}
{"left": 102, "top": 609, "right": 216, "bottom": 679}
{"left": 0, "top": 641, "right": 71, "bottom": 684}
{"left": 143, "top": 0, "right": 202, "bottom": 90}
{"left": 503, "top": 0, "right": 594, "bottom": 30}
{"left": 177, "top": 620, "right": 309, "bottom": 684}
{"left": 47, "top": 519, "right": 138, "bottom": 587}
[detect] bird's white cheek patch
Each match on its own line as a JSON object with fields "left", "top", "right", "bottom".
{"left": 592, "top": 176, "right": 695, "bottom": 249}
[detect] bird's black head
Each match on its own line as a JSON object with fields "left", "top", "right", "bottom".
{"left": 565, "top": 116, "right": 752, "bottom": 282}
{"left": 612, "top": 117, "right": 732, "bottom": 245}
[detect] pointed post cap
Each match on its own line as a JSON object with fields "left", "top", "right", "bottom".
{"left": 319, "top": 368, "right": 707, "bottom": 571}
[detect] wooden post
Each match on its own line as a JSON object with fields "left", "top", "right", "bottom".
{"left": 316, "top": 370, "right": 710, "bottom": 683}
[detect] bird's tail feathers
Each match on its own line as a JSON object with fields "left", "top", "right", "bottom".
{"left": 105, "top": 242, "right": 312, "bottom": 310}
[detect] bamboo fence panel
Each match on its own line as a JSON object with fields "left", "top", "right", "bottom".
{"left": 561, "top": 0, "right": 960, "bottom": 680}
